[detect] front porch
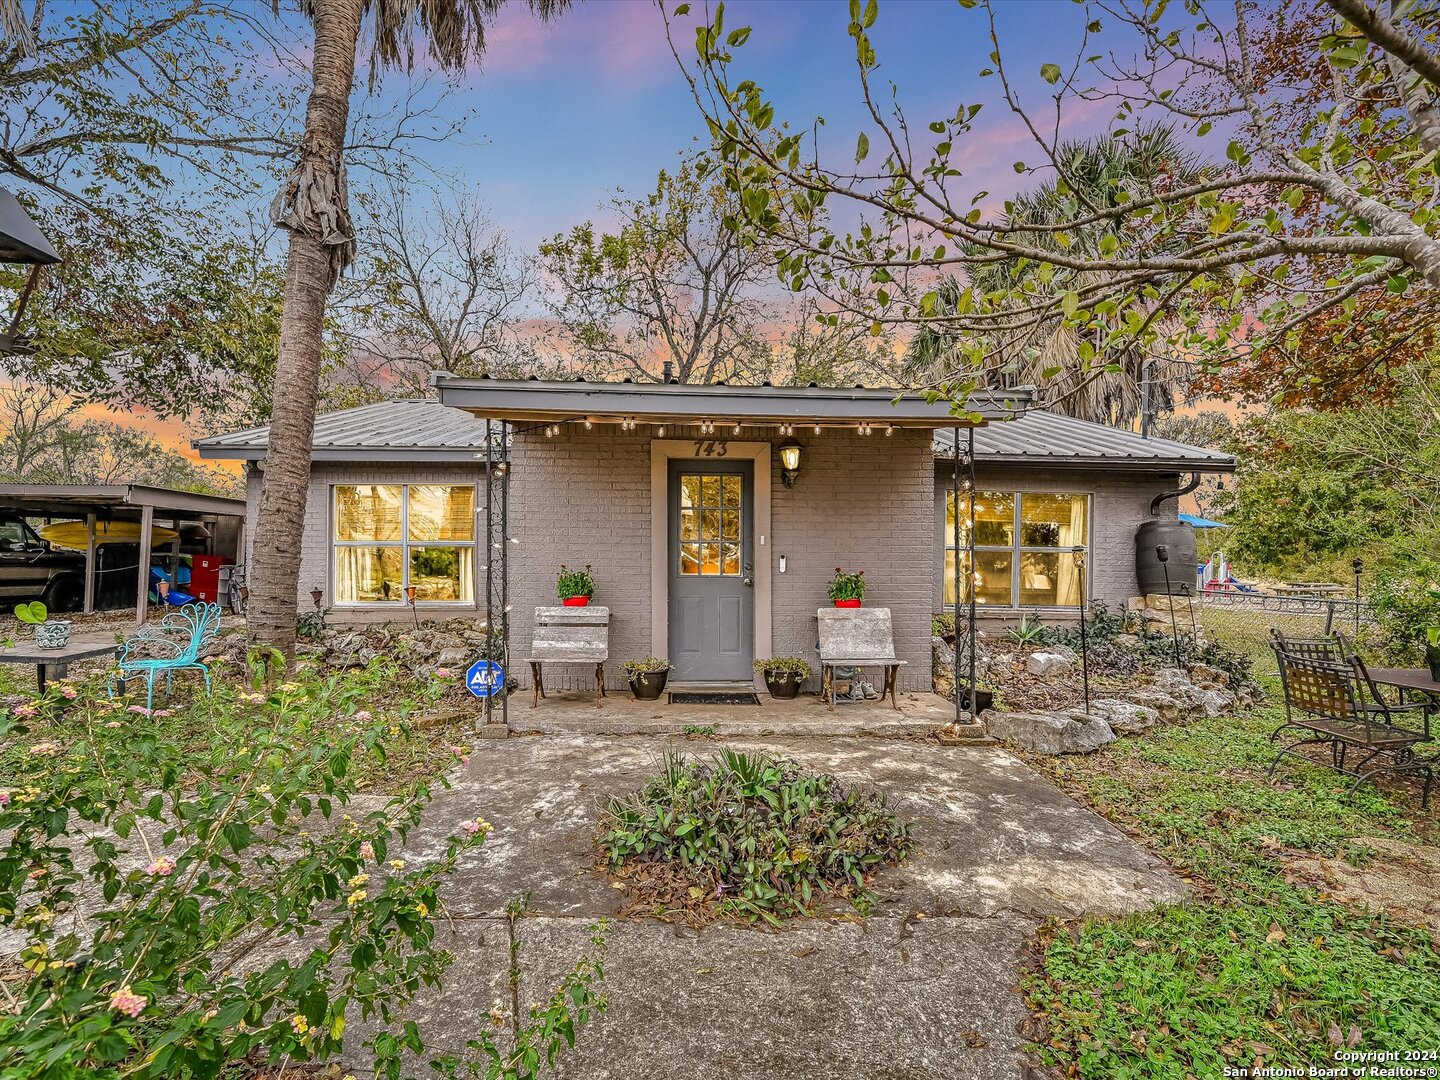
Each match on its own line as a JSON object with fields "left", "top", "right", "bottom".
{"left": 506, "top": 687, "right": 980, "bottom": 738}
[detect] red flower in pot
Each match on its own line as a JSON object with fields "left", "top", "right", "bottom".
{"left": 827, "top": 568, "right": 866, "bottom": 608}
{"left": 557, "top": 564, "right": 595, "bottom": 607}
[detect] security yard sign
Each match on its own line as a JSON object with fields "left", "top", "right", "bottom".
{"left": 465, "top": 658, "right": 505, "bottom": 699}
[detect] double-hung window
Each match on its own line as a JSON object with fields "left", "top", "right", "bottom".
{"left": 944, "top": 491, "right": 1089, "bottom": 607}
{"left": 332, "top": 484, "right": 475, "bottom": 604}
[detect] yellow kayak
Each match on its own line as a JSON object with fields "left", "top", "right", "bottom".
{"left": 39, "top": 520, "right": 180, "bottom": 550}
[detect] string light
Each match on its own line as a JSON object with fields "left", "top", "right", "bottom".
{"left": 584, "top": 419, "right": 593, "bottom": 430}
{"left": 657, "top": 424, "right": 666, "bottom": 437}
{"left": 732, "top": 422, "right": 741, "bottom": 436}
{"left": 814, "top": 424, "right": 821, "bottom": 435}
{"left": 885, "top": 424, "right": 894, "bottom": 436}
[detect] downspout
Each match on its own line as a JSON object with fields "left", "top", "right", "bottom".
{"left": 1149, "top": 472, "right": 1202, "bottom": 517}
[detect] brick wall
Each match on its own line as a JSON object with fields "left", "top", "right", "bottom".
{"left": 930, "top": 464, "right": 1178, "bottom": 617}
{"left": 508, "top": 427, "right": 653, "bottom": 689}
{"left": 769, "top": 428, "right": 935, "bottom": 692}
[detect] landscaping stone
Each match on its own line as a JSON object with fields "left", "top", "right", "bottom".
{"left": 1186, "top": 661, "right": 1230, "bottom": 689}
{"left": 983, "top": 709, "right": 1115, "bottom": 754}
{"left": 1112, "top": 633, "right": 1142, "bottom": 651}
{"left": 1084, "top": 698, "right": 1159, "bottom": 735}
{"left": 1152, "top": 667, "right": 1235, "bottom": 718}
{"left": 1122, "top": 688, "right": 1184, "bottom": 724}
{"left": 1024, "top": 651, "right": 1075, "bottom": 678}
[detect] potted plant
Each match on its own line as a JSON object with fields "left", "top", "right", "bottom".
{"left": 557, "top": 564, "right": 595, "bottom": 607}
{"left": 1425, "top": 627, "right": 1440, "bottom": 681}
{"left": 15, "top": 601, "right": 71, "bottom": 649}
{"left": 828, "top": 568, "right": 866, "bottom": 608}
{"left": 754, "top": 657, "right": 811, "bottom": 699}
{"left": 623, "top": 656, "right": 672, "bottom": 699}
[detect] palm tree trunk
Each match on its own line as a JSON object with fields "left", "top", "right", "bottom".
{"left": 247, "top": 0, "right": 361, "bottom": 652}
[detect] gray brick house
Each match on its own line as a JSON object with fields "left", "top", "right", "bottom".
{"left": 198, "top": 379, "right": 1233, "bottom": 692}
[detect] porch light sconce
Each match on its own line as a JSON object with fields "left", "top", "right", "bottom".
{"left": 778, "top": 440, "right": 803, "bottom": 488}
{"left": 310, "top": 586, "right": 324, "bottom": 609}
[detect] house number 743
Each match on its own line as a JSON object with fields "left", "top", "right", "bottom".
{"left": 693, "top": 440, "right": 729, "bottom": 457}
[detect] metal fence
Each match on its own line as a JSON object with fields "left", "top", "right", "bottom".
{"left": 1193, "top": 591, "right": 1377, "bottom": 673}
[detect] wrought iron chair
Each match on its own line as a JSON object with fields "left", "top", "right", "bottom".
{"left": 1269, "top": 645, "right": 1433, "bottom": 807}
{"left": 111, "top": 602, "right": 222, "bottom": 711}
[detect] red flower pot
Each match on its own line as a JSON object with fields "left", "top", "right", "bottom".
{"left": 561, "top": 596, "right": 591, "bottom": 607}
{"left": 833, "top": 599, "right": 862, "bottom": 608}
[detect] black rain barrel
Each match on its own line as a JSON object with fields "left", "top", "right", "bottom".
{"left": 1134, "top": 519, "right": 1197, "bottom": 596}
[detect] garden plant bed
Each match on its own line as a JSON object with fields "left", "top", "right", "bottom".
{"left": 595, "top": 748, "right": 914, "bottom": 926}
{"left": 1016, "top": 694, "right": 1440, "bottom": 1079}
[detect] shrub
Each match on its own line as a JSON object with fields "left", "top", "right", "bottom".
{"left": 826, "top": 568, "right": 866, "bottom": 602}
{"left": 597, "top": 748, "right": 913, "bottom": 924}
{"left": 556, "top": 564, "right": 595, "bottom": 601}
{"left": 0, "top": 662, "right": 603, "bottom": 1079}
{"left": 931, "top": 613, "right": 956, "bottom": 640}
{"left": 752, "top": 656, "right": 811, "bottom": 678}
{"left": 1369, "top": 560, "right": 1440, "bottom": 663}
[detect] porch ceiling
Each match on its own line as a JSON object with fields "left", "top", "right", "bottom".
{"left": 435, "top": 377, "right": 1034, "bottom": 429}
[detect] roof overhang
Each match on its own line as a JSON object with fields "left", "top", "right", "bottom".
{"left": 0, "top": 484, "right": 246, "bottom": 519}
{"left": 195, "top": 444, "right": 480, "bottom": 464}
{"left": 941, "top": 453, "right": 1236, "bottom": 474}
{"left": 436, "top": 377, "right": 1032, "bottom": 429}
{"left": 0, "top": 190, "right": 60, "bottom": 265}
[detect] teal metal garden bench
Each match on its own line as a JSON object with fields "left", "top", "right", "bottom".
{"left": 112, "top": 602, "right": 222, "bottom": 710}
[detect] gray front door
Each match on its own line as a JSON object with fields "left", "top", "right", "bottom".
{"left": 668, "top": 460, "right": 754, "bottom": 682}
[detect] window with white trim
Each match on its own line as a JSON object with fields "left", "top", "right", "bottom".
{"left": 944, "top": 491, "right": 1089, "bottom": 607}
{"left": 332, "top": 484, "right": 475, "bottom": 604}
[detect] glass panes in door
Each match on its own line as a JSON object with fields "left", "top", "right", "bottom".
{"left": 678, "top": 472, "right": 743, "bottom": 576}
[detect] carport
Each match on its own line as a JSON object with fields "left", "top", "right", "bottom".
{"left": 0, "top": 484, "right": 246, "bottom": 624}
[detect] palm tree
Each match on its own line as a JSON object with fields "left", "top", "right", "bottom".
{"left": 246, "top": 0, "right": 568, "bottom": 652}
{"left": 907, "top": 123, "right": 1208, "bottom": 428}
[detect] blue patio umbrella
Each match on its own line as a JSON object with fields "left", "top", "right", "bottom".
{"left": 1179, "top": 512, "right": 1228, "bottom": 528}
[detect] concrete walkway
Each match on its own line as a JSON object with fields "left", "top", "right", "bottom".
{"left": 355, "top": 734, "right": 1184, "bottom": 1079}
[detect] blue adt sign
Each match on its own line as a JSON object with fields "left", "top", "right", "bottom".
{"left": 465, "top": 659, "right": 505, "bottom": 699}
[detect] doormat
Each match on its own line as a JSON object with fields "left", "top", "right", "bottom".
{"left": 668, "top": 692, "right": 761, "bottom": 706}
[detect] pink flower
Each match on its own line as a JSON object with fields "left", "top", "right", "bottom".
{"left": 59, "top": 687, "right": 79, "bottom": 700}
{"left": 463, "top": 818, "right": 492, "bottom": 837}
{"left": 353, "top": 710, "right": 372, "bottom": 722}
{"left": 359, "top": 841, "right": 375, "bottom": 860}
{"left": 144, "top": 856, "right": 175, "bottom": 877}
{"left": 435, "top": 668, "right": 453, "bottom": 679}
{"left": 29, "top": 742, "right": 60, "bottom": 757}
{"left": 449, "top": 745, "right": 470, "bottom": 764}
{"left": 110, "top": 986, "right": 146, "bottom": 1018}
{"left": 153, "top": 708, "right": 173, "bottom": 717}
{"left": 104, "top": 721, "right": 123, "bottom": 729}
{"left": 13, "top": 705, "right": 37, "bottom": 719}
{"left": 0, "top": 791, "right": 8, "bottom": 807}
{"left": 128, "top": 705, "right": 152, "bottom": 716}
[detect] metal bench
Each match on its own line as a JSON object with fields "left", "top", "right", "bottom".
{"left": 112, "top": 602, "right": 222, "bottom": 711}
{"left": 1270, "top": 644, "right": 1434, "bottom": 807}
{"left": 816, "top": 607, "right": 906, "bottom": 711}
{"left": 522, "top": 606, "right": 609, "bottom": 708}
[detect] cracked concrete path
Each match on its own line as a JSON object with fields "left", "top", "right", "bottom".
{"left": 342, "top": 735, "right": 1183, "bottom": 1079}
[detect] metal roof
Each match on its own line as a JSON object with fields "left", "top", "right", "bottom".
{"left": 199, "top": 397, "right": 1232, "bottom": 472}
{"left": 195, "top": 399, "right": 499, "bottom": 462}
{"left": 936, "top": 411, "right": 1234, "bottom": 472}
{"left": 0, "top": 189, "right": 60, "bottom": 265}
{"left": 0, "top": 484, "right": 246, "bottom": 519}
{"left": 435, "top": 376, "right": 1032, "bottom": 427}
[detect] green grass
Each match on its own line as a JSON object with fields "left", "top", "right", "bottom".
{"left": 1024, "top": 693, "right": 1440, "bottom": 1078}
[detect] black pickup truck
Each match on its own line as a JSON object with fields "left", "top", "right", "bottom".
{"left": 0, "top": 514, "right": 86, "bottom": 612}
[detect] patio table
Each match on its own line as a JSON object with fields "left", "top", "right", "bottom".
{"left": 1365, "top": 667, "right": 1440, "bottom": 740}
{"left": 0, "top": 637, "right": 118, "bottom": 693}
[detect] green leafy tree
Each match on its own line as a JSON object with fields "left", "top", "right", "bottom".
{"left": 669, "top": 0, "right": 1440, "bottom": 410}
{"left": 1212, "top": 362, "right": 1440, "bottom": 576}
{"left": 906, "top": 124, "right": 1208, "bottom": 426}
{"left": 539, "top": 158, "right": 772, "bottom": 383}
{"left": 0, "top": 3, "right": 292, "bottom": 424}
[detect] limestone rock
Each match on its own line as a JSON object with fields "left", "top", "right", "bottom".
{"left": 1152, "top": 667, "right": 1234, "bottom": 718}
{"left": 984, "top": 709, "right": 1116, "bottom": 754}
{"left": 1084, "top": 698, "right": 1159, "bottom": 735}
{"left": 1186, "top": 662, "right": 1230, "bottom": 689}
{"left": 1123, "top": 688, "right": 1184, "bottom": 724}
{"left": 436, "top": 647, "right": 471, "bottom": 667}
{"left": 1025, "top": 651, "right": 1075, "bottom": 678}
{"left": 1112, "top": 633, "right": 1141, "bottom": 651}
